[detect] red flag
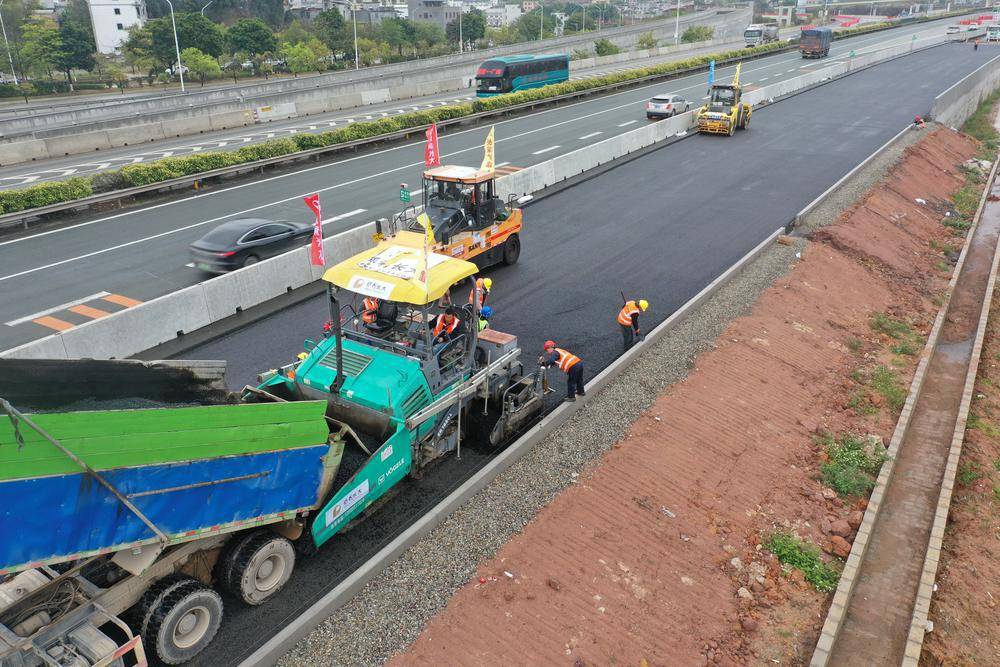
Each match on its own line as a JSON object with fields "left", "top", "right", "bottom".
{"left": 303, "top": 193, "right": 325, "bottom": 267}
{"left": 424, "top": 123, "right": 440, "bottom": 168}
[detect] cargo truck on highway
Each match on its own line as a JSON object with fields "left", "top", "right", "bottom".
{"left": 0, "top": 241, "right": 544, "bottom": 665}
{"left": 800, "top": 26, "right": 832, "bottom": 58}
{"left": 987, "top": 24, "right": 1000, "bottom": 41}
{"left": 744, "top": 24, "right": 779, "bottom": 47}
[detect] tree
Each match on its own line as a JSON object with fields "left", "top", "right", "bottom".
{"left": 411, "top": 21, "right": 446, "bottom": 55}
{"left": 593, "top": 38, "right": 620, "bottom": 56}
{"left": 0, "top": 0, "right": 41, "bottom": 78}
{"left": 305, "top": 38, "right": 331, "bottom": 72}
{"left": 314, "top": 9, "right": 347, "bottom": 53}
{"left": 637, "top": 32, "right": 658, "bottom": 50}
{"left": 63, "top": 0, "right": 95, "bottom": 40}
{"left": 180, "top": 47, "right": 220, "bottom": 85}
{"left": 377, "top": 18, "right": 409, "bottom": 57}
{"left": 281, "top": 42, "right": 315, "bottom": 76}
{"left": 55, "top": 19, "right": 96, "bottom": 88}
{"left": 279, "top": 20, "right": 313, "bottom": 47}
{"left": 19, "top": 19, "right": 61, "bottom": 80}
{"left": 681, "top": 25, "right": 714, "bottom": 43}
{"left": 446, "top": 8, "right": 486, "bottom": 46}
{"left": 227, "top": 17, "right": 277, "bottom": 56}
{"left": 147, "top": 13, "right": 225, "bottom": 67}
{"left": 123, "top": 25, "right": 157, "bottom": 77}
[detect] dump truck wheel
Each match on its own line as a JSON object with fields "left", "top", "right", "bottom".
{"left": 502, "top": 234, "right": 521, "bottom": 265}
{"left": 139, "top": 577, "right": 223, "bottom": 665}
{"left": 216, "top": 530, "right": 261, "bottom": 595}
{"left": 226, "top": 532, "right": 296, "bottom": 606}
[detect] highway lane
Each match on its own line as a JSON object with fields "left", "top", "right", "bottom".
{"left": 175, "top": 44, "right": 991, "bottom": 665}
{"left": 0, "top": 11, "right": 755, "bottom": 187}
{"left": 0, "top": 24, "right": 977, "bottom": 351}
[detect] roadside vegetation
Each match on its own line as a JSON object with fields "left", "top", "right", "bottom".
{"left": 767, "top": 532, "right": 842, "bottom": 592}
{"left": 818, "top": 431, "right": 888, "bottom": 498}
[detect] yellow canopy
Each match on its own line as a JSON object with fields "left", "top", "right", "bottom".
{"left": 322, "top": 231, "right": 478, "bottom": 306}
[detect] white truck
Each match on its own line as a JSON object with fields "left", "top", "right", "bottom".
{"left": 744, "top": 23, "right": 779, "bottom": 47}
{"left": 987, "top": 24, "right": 1000, "bottom": 42}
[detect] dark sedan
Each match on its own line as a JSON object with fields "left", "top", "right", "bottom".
{"left": 189, "top": 218, "right": 313, "bottom": 273}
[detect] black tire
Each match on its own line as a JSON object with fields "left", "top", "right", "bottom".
{"left": 502, "top": 234, "right": 520, "bottom": 266}
{"left": 742, "top": 111, "right": 750, "bottom": 130}
{"left": 215, "top": 530, "right": 261, "bottom": 596}
{"left": 222, "top": 531, "right": 295, "bottom": 606}
{"left": 138, "top": 577, "right": 223, "bottom": 665}
{"left": 242, "top": 255, "right": 259, "bottom": 268}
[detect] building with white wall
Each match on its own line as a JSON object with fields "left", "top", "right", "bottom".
{"left": 485, "top": 3, "right": 521, "bottom": 27}
{"left": 88, "top": 0, "right": 147, "bottom": 54}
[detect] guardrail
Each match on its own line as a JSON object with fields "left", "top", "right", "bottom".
{"left": 0, "top": 32, "right": 952, "bottom": 361}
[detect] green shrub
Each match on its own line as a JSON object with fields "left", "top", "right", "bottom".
{"left": 767, "top": 532, "right": 841, "bottom": 592}
{"left": 293, "top": 133, "right": 330, "bottom": 150}
{"left": 233, "top": 138, "right": 299, "bottom": 161}
{"left": 820, "top": 432, "right": 888, "bottom": 498}
{"left": 0, "top": 177, "right": 93, "bottom": 213}
{"left": 120, "top": 162, "right": 184, "bottom": 186}
{"left": 90, "top": 169, "right": 128, "bottom": 193}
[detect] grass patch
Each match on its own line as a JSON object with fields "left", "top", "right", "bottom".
{"left": 961, "top": 86, "right": 1000, "bottom": 150}
{"left": 846, "top": 337, "right": 863, "bottom": 354}
{"left": 951, "top": 184, "right": 983, "bottom": 219}
{"left": 870, "top": 313, "right": 912, "bottom": 339}
{"left": 968, "top": 414, "right": 1000, "bottom": 439}
{"left": 871, "top": 365, "right": 906, "bottom": 412}
{"left": 958, "top": 461, "right": 983, "bottom": 487}
{"left": 819, "top": 432, "right": 888, "bottom": 498}
{"left": 891, "top": 341, "right": 918, "bottom": 356}
{"left": 767, "top": 532, "right": 841, "bottom": 592}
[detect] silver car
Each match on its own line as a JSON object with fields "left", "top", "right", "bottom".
{"left": 646, "top": 94, "right": 690, "bottom": 119}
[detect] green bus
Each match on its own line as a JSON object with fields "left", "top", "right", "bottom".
{"left": 475, "top": 54, "right": 570, "bottom": 97}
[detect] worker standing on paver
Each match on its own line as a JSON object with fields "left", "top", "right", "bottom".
{"left": 468, "top": 277, "right": 492, "bottom": 309}
{"left": 617, "top": 298, "right": 649, "bottom": 351}
{"left": 538, "top": 340, "right": 585, "bottom": 402}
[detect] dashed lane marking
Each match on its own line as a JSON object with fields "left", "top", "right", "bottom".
{"left": 532, "top": 145, "right": 560, "bottom": 155}
{"left": 579, "top": 131, "right": 603, "bottom": 140}
{"left": 617, "top": 120, "right": 637, "bottom": 127}
{"left": 102, "top": 294, "right": 144, "bottom": 308}
{"left": 5, "top": 291, "right": 112, "bottom": 326}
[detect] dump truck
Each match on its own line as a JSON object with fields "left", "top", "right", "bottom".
{"left": 375, "top": 164, "right": 530, "bottom": 269}
{"left": 800, "top": 26, "right": 832, "bottom": 58}
{"left": 744, "top": 23, "right": 779, "bottom": 47}
{"left": 254, "top": 231, "right": 544, "bottom": 550}
{"left": 696, "top": 62, "right": 752, "bottom": 136}
{"left": 0, "top": 243, "right": 547, "bottom": 667}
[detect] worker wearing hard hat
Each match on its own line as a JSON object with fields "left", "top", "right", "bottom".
{"left": 617, "top": 298, "right": 649, "bottom": 351}
{"left": 468, "top": 277, "right": 492, "bottom": 309}
{"left": 478, "top": 305, "right": 493, "bottom": 332}
{"left": 538, "top": 340, "right": 585, "bottom": 402}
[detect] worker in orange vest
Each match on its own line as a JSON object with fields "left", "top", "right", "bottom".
{"left": 538, "top": 340, "right": 585, "bottom": 402}
{"left": 468, "top": 277, "right": 492, "bottom": 308}
{"left": 617, "top": 298, "right": 649, "bottom": 351}
{"left": 360, "top": 296, "right": 380, "bottom": 325}
{"left": 433, "top": 307, "right": 462, "bottom": 342}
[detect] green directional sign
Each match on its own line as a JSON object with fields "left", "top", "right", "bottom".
{"left": 400, "top": 188, "right": 411, "bottom": 203}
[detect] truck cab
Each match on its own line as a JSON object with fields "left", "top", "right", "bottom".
{"left": 377, "top": 165, "right": 526, "bottom": 269}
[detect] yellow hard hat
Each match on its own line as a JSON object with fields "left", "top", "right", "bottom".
{"left": 483, "top": 278, "right": 493, "bottom": 290}
{"left": 639, "top": 299, "right": 649, "bottom": 311}
{"left": 297, "top": 352, "right": 309, "bottom": 361}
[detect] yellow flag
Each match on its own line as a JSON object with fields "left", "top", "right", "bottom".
{"left": 417, "top": 212, "right": 435, "bottom": 245}
{"left": 732, "top": 62, "right": 742, "bottom": 87}
{"left": 480, "top": 126, "right": 495, "bottom": 172}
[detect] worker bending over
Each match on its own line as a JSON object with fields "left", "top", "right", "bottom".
{"left": 617, "top": 298, "right": 649, "bottom": 350}
{"left": 539, "top": 340, "right": 585, "bottom": 402}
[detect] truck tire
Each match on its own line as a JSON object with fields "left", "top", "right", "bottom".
{"left": 216, "top": 530, "right": 261, "bottom": 595}
{"left": 138, "top": 577, "right": 223, "bottom": 665}
{"left": 502, "top": 234, "right": 521, "bottom": 266}
{"left": 224, "top": 531, "right": 296, "bottom": 606}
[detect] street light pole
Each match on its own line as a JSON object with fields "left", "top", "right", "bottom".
{"left": 458, "top": 4, "right": 463, "bottom": 52}
{"left": 200, "top": 0, "right": 214, "bottom": 15}
{"left": 164, "top": 0, "right": 185, "bottom": 92}
{"left": 673, "top": 0, "right": 681, "bottom": 45}
{"left": 0, "top": 0, "right": 18, "bottom": 85}
{"left": 352, "top": 4, "right": 359, "bottom": 70}
{"left": 539, "top": 1, "right": 544, "bottom": 40}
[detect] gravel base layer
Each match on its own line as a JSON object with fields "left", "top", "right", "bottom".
{"left": 276, "top": 126, "right": 927, "bottom": 667}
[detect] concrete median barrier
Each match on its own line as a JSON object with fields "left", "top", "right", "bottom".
{"left": 0, "top": 139, "right": 48, "bottom": 165}
{"left": 931, "top": 53, "right": 1000, "bottom": 127}
{"left": 43, "top": 130, "right": 113, "bottom": 157}
{"left": 113, "top": 122, "right": 167, "bottom": 146}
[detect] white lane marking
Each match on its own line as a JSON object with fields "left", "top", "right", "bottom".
{"left": 19, "top": 176, "right": 40, "bottom": 184}
{"left": 241, "top": 137, "right": 253, "bottom": 142}
{"left": 59, "top": 169, "right": 77, "bottom": 176}
{"left": 185, "top": 262, "right": 196, "bottom": 268}
{"left": 799, "top": 64, "right": 812, "bottom": 69}
{"left": 495, "top": 162, "right": 510, "bottom": 168}
{"left": 380, "top": 112, "right": 389, "bottom": 116}
{"left": 346, "top": 119, "right": 356, "bottom": 123}
{"left": 320, "top": 208, "right": 367, "bottom": 226}
{"left": 702, "top": 96, "right": 710, "bottom": 100}
{"left": 288, "top": 129, "right": 298, "bottom": 134}
{"left": 327, "top": 121, "right": 337, "bottom": 126}
{"left": 758, "top": 76, "right": 768, "bottom": 81}
{"left": 265, "top": 133, "right": 275, "bottom": 138}
{"left": 190, "top": 147, "right": 202, "bottom": 152}
{"left": 160, "top": 151, "right": 174, "bottom": 157}
{"left": 0, "top": 40, "right": 910, "bottom": 262}
{"left": 309, "top": 125, "right": 317, "bottom": 130}
{"left": 532, "top": 145, "right": 560, "bottom": 155}
{"left": 217, "top": 141, "right": 228, "bottom": 147}
{"left": 6, "top": 291, "right": 112, "bottom": 326}
{"left": 617, "top": 120, "right": 637, "bottom": 127}
{"left": 131, "top": 157, "right": 145, "bottom": 163}
{"left": 787, "top": 68, "right": 796, "bottom": 72}
{"left": 579, "top": 131, "right": 603, "bottom": 140}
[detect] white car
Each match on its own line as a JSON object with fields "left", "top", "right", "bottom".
{"left": 946, "top": 25, "right": 962, "bottom": 34}
{"left": 646, "top": 94, "right": 690, "bottom": 119}
{"left": 966, "top": 23, "right": 980, "bottom": 32}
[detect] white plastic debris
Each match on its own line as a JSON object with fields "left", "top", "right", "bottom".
{"left": 915, "top": 198, "right": 927, "bottom": 205}
{"left": 503, "top": 571, "right": 514, "bottom": 578}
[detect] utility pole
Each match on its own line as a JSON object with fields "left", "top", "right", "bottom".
{"left": 164, "top": 0, "right": 185, "bottom": 92}
{"left": 0, "top": 0, "right": 18, "bottom": 86}
{"left": 459, "top": 2, "right": 463, "bottom": 52}
{"left": 673, "top": 0, "right": 681, "bottom": 45}
{"left": 540, "top": 1, "right": 544, "bottom": 40}
{"left": 200, "top": 0, "right": 214, "bottom": 15}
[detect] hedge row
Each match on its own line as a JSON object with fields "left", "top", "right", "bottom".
{"left": 0, "top": 16, "right": 969, "bottom": 214}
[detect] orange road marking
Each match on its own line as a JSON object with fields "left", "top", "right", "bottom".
{"left": 69, "top": 304, "right": 112, "bottom": 319}
{"left": 102, "top": 294, "right": 143, "bottom": 308}
{"left": 32, "top": 316, "right": 74, "bottom": 331}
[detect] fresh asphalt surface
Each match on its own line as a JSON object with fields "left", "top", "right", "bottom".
{"left": 0, "top": 21, "right": 977, "bottom": 352}
{"left": 176, "top": 43, "right": 991, "bottom": 666}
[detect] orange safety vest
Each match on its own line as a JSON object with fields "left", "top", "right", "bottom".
{"left": 553, "top": 348, "right": 581, "bottom": 373}
{"left": 433, "top": 314, "right": 460, "bottom": 337}
{"left": 468, "top": 278, "right": 489, "bottom": 307}
{"left": 362, "top": 297, "right": 380, "bottom": 324}
{"left": 617, "top": 300, "right": 640, "bottom": 327}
